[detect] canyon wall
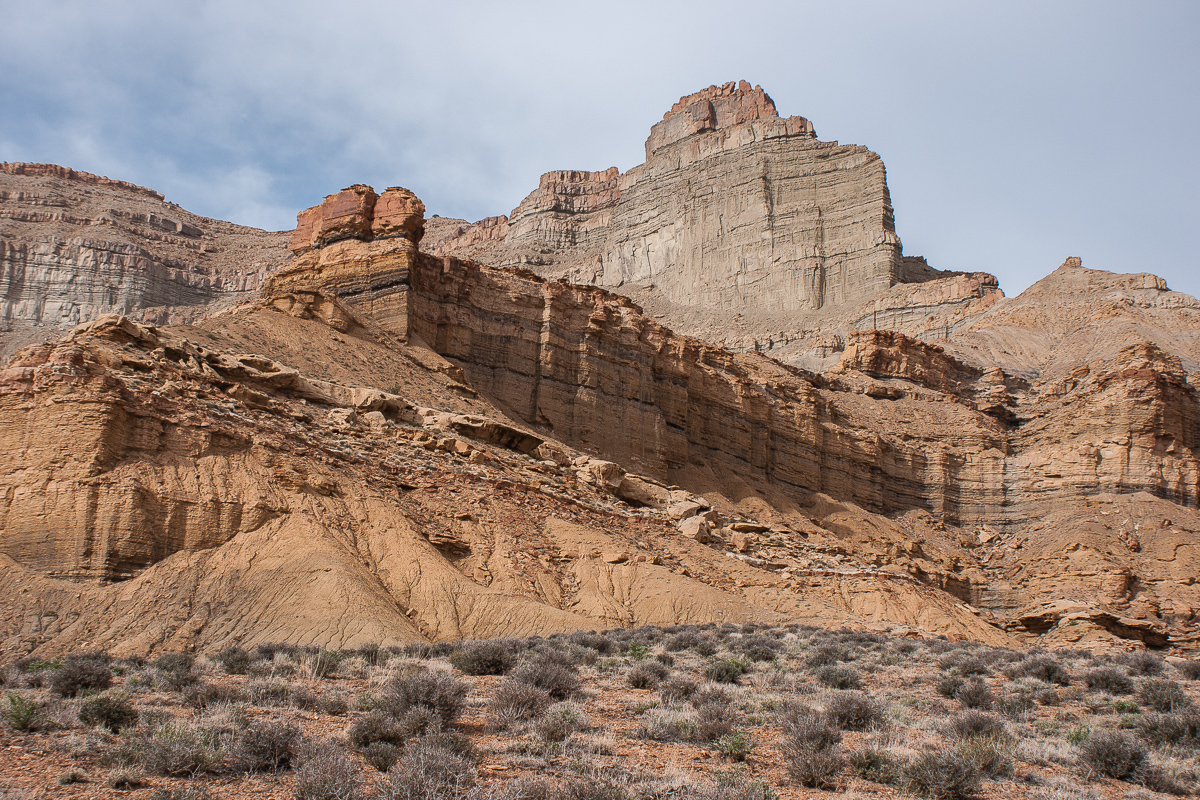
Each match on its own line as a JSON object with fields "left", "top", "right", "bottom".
{"left": 429, "top": 81, "right": 903, "bottom": 316}
{"left": 0, "top": 162, "right": 291, "bottom": 359}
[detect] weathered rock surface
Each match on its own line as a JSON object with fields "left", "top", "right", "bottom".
{"left": 3, "top": 93, "right": 1200, "bottom": 659}
{"left": 0, "top": 311, "right": 1004, "bottom": 656}
{"left": 0, "top": 162, "right": 292, "bottom": 361}
{"left": 424, "top": 82, "right": 1003, "bottom": 362}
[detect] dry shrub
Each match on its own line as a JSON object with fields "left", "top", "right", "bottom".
{"left": 231, "top": 720, "right": 300, "bottom": 772}
{"left": 902, "top": 751, "right": 980, "bottom": 799}
{"left": 1008, "top": 655, "right": 1070, "bottom": 686}
{"left": 1080, "top": 730, "right": 1146, "bottom": 780}
{"left": 627, "top": 661, "right": 669, "bottom": 689}
{"left": 1121, "top": 651, "right": 1164, "bottom": 676}
{"left": 535, "top": 701, "right": 588, "bottom": 742}
{"left": 849, "top": 745, "right": 900, "bottom": 785}
{"left": 376, "top": 737, "right": 476, "bottom": 800}
{"left": 1083, "top": 666, "right": 1133, "bottom": 695}
{"left": 815, "top": 664, "right": 861, "bottom": 690}
{"left": 51, "top": 653, "right": 113, "bottom": 697}
{"left": 78, "top": 690, "right": 137, "bottom": 733}
{"left": 704, "top": 658, "right": 748, "bottom": 684}
{"left": 947, "top": 710, "right": 1006, "bottom": 740}
{"left": 659, "top": 676, "right": 697, "bottom": 703}
{"left": 1139, "top": 678, "right": 1193, "bottom": 712}
{"left": 954, "top": 679, "right": 993, "bottom": 710}
{"left": 139, "top": 722, "right": 225, "bottom": 776}
{"left": 512, "top": 653, "right": 581, "bottom": 700}
{"left": 825, "top": 691, "right": 883, "bottom": 731}
{"left": 449, "top": 640, "right": 516, "bottom": 676}
{"left": 383, "top": 670, "right": 468, "bottom": 725}
{"left": 956, "top": 734, "right": 1013, "bottom": 778}
{"left": 294, "top": 739, "right": 366, "bottom": 800}
{"left": 488, "top": 679, "right": 551, "bottom": 728}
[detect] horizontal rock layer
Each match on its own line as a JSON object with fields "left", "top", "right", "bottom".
{"left": 0, "top": 163, "right": 292, "bottom": 360}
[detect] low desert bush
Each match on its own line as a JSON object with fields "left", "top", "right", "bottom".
{"left": 1084, "top": 666, "right": 1134, "bottom": 695}
{"left": 512, "top": 653, "right": 581, "bottom": 700}
{"left": 628, "top": 660, "right": 669, "bottom": 689}
{"left": 4, "top": 692, "right": 41, "bottom": 731}
{"left": 51, "top": 652, "right": 113, "bottom": 697}
{"left": 947, "top": 710, "right": 1006, "bottom": 740}
{"left": 153, "top": 653, "right": 199, "bottom": 691}
{"left": 902, "top": 751, "right": 981, "bottom": 799}
{"left": 814, "top": 665, "right": 861, "bottom": 690}
{"left": 1080, "top": 730, "right": 1147, "bottom": 780}
{"left": 294, "top": 740, "right": 366, "bottom": 800}
{"left": 704, "top": 658, "right": 748, "bottom": 684}
{"left": 715, "top": 729, "right": 754, "bottom": 761}
{"left": 694, "top": 700, "right": 739, "bottom": 742}
{"left": 78, "top": 689, "right": 138, "bottom": 732}
{"left": 1177, "top": 660, "right": 1200, "bottom": 681}
{"left": 806, "top": 645, "right": 844, "bottom": 668}
{"left": 376, "top": 736, "right": 476, "bottom": 800}
{"left": 488, "top": 679, "right": 551, "bottom": 727}
{"left": 360, "top": 741, "right": 401, "bottom": 772}
{"left": 783, "top": 739, "right": 843, "bottom": 789}
{"left": 1009, "top": 655, "right": 1070, "bottom": 686}
{"left": 956, "top": 734, "right": 1013, "bottom": 778}
{"left": 232, "top": 721, "right": 300, "bottom": 772}
{"left": 937, "top": 675, "right": 965, "bottom": 699}
{"left": 954, "top": 679, "right": 994, "bottom": 710}
{"left": 1136, "top": 711, "right": 1200, "bottom": 745}
{"left": 778, "top": 706, "right": 843, "bottom": 751}
{"left": 659, "top": 676, "right": 697, "bottom": 703}
{"left": 139, "top": 722, "right": 225, "bottom": 776}
{"left": 737, "top": 635, "right": 782, "bottom": 662}
{"left": 449, "top": 640, "right": 516, "bottom": 676}
{"left": 536, "top": 701, "right": 588, "bottom": 742}
{"left": 1121, "top": 651, "right": 1164, "bottom": 676}
{"left": 849, "top": 745, "right": 900, "bottom": 785}
{"left": 383, "top": 670, "right": 468, "bottom": 725}
{"left": 825, "top": 691, "right": 883, "bottom": 731}
{"left": 215, "top": 646, "right": 250, "bottom": 675}
{"left": 1139, "top": 678, "right": 1192, "bottom": 712}
{"left": 349, "top": 711, "right": 414, "bottom": 750}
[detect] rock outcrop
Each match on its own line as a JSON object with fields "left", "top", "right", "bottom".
{"left": 428, "top": 81, "right": 902, "bottom": 316}
{"left": 3, "top": 88, "right": 1200, "bottom": 659}
{"left": 424, "top": 82, "right": 1006, "bottom": 363}
{"left": 0, "top": 162, "right": 292, "bottom": 361}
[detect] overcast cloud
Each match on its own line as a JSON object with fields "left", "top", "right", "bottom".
{"left": 1, "top": 0, "right": 1196, "bottom": 298}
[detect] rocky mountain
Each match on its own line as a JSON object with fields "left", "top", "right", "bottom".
{"left": 423, "top": 81, "right": 1003, "bottom": 367}
{"left": 0, "top": 162, "right": 292, "bottom": 361}
{"left": 1, "top": 84, "right": 1198, "bottom": 660}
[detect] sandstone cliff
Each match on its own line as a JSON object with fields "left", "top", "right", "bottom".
{"left": 424, "top": 82, "right": 1003, "bottom": 363}
{"left": 0, "top": 162, "right": 292, "bottom": 361}
{"left": 3, "top": 94, "right": 1200, "bottom": 659}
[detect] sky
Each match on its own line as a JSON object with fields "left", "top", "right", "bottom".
{"left": 1, "top": 0, "right": 1197, "bottom": 298}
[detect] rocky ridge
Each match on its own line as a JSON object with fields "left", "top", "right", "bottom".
{"left": 0, "top": 162, "right": 292, "bottom": 361}
{"left": 4, "top": 175, "right": 1199, "bottom": 658}
{"left": 423, "top": 82, "right": 1003, "bottom": 364}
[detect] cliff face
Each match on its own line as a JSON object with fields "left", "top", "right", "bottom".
{"left": 0, "top": 162, "right": 292, "bottom": 360}
{"left": 3, "top": 176, "right": 1200, "bottom": 657}
{"left": 428, "top": 81, "right": 903, "bottom": 318}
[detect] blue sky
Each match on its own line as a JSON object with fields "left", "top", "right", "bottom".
{"left": 1, "top": 0, "right": 1196, "bottom": 298}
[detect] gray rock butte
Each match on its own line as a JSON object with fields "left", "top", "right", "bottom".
{"left": 424, "top": 81, "right": 996, "bottom": 361}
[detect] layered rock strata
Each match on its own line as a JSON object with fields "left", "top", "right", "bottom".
{"left": 0, "top": 311, "right": 1006, "bottom": 656}
{"left": 0, "top": 162, "right": 291, "bottom": 360}
{"left": 427, "top": 81, "right": 903, "bottom": 318}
